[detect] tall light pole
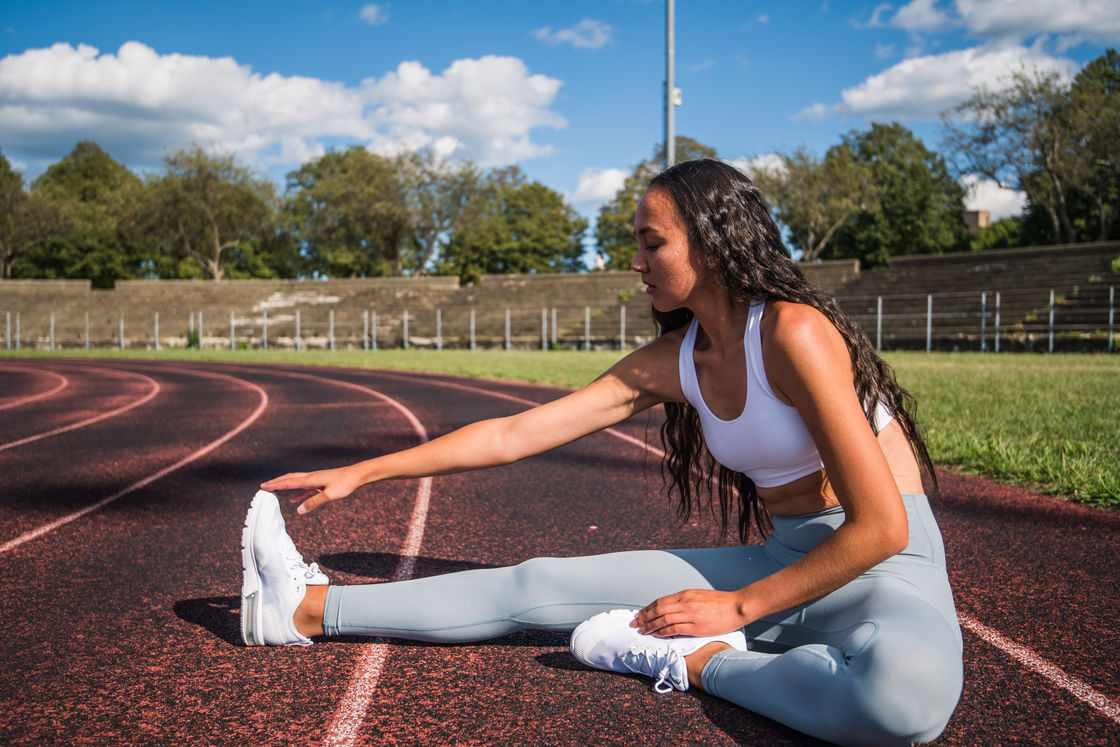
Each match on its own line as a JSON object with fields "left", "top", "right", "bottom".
{"left": 665, "top": 0, "right": 677, "bottom": 169}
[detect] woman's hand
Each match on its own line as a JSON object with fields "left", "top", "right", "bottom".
{"left": 632, "top": 588, "right": 748, "bottom": 638}
{"left": 260, "top": 466, "right": 364, "bottom": 514}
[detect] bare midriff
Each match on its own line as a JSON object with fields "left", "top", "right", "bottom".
{"left": 759, "top": 420, "right": 924, "bottom": 517}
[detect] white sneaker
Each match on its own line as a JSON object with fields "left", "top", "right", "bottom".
{"left": 570, "top": 609, "right": 747, "bottom": 693}
{"left": 240, "top": 490, "right": 329, "bottom": 646}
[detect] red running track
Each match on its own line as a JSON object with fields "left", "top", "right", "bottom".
{"left": 0, "top": 358, "right": 1117, "bottom": 746}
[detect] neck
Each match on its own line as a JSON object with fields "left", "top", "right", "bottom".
{"left": 687, "top": 288, "right": 748, "bottom": 352}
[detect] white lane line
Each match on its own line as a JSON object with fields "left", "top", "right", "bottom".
{"left": 370, "top": 370, "right": 1120, "bottom": 724}
{"left": 958, "top": 612, "right": 1120, "bottom": 725}
{"left": 0, "top": 369, "right": 160, "bottom": 453}
{"left": 0, "top": 367, "right": 268, "bottom": 555}
{"left": 0, "top": 367, "right": 69, "bottom": 410}
{"left": 256, "top": 369, "right": 432, "bottom": 747}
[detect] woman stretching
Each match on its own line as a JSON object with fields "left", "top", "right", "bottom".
{"left": 243, "top": 159, "right": 963, "bottom": 746}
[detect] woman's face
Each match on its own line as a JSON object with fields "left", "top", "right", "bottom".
{"left": 632, "top": 186, "right": 709, "bottom": 312}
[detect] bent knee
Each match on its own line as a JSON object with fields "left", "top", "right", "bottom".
{"left": 847, "top": 632, "right": 963, "bottom": 745}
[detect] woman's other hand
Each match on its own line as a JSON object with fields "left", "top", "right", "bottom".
{"left": 260, "top": 467, "right": 362, "bottom": 514}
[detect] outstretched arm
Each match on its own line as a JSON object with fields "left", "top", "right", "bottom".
{"left": 262, "top": 334, "right": 684, "bottom": 514}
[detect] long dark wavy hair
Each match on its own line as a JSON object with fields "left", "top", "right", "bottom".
{"left": 649, "top": 159, "right": 936, "bottom": 543}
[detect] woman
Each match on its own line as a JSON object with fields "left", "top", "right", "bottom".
{"left": 243, "top": 159, "right": 963, "bottom": 746}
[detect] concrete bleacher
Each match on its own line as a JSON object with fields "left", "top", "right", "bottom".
{"left": 1, "top": 244, "right": 1115, "bottom": 351}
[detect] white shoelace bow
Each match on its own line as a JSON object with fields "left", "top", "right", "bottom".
{"left": 620, "top": 646, "right": 684, "bottom": 694}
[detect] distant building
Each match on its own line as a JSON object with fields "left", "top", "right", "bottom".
{"left": 963, "top": 210, "right": 991, "bottom": 234}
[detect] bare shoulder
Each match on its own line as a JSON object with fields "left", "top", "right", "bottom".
{"left": 761, "top": 301, "right": 852, "bottom": 399}
{"left": 600, "top": 324, "right": 687, "bottom": 405}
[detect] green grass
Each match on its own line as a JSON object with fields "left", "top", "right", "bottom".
{"left": 5, "top": 347, "right": 1117, "bottom": 507}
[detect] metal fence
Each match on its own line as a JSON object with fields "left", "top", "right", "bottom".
{"left": 3, "top": 285, "right": 1116, "bottom": 353}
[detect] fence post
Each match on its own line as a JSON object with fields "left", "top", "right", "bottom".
{"left": 551, "top": 308, "right": 557, "bottom": 347}
{"left": 876, "top": 296, "right": 882, "bottom": 351}
{"left": 371, "top": 311, "right": 377, "bottom": 351}
{"left": 50, "top": 313, "right": 55, "bottom": 351}
{"left": 1049, "top": 289, "right": 1055, "bottom": 354}
{"left": 994, "top": 292, "right": 1001, "bottom": 354}
{"left": 620, "top": 305, "right": 627, "bottom": 350}
{"left": 403, "top": 311, "right": 409, "bottom": 349}
{"left": 584, "top": 306, "right": 591, "bottom": 351}
{"left": 1109, "top": 286, "right": 1114, "bottom": 353}
{"left": 980, "top": 291, "right": 987, "bottom": 352}
{"left": 925, "top": 295, "right": 932, "bottom": 353}
{"left": 5, "top": 311, "right": 9, "bottom": 349}
{"left": 437, "top": 309, "right": 442, "bottom": 351}
{"left": 230, "top": 310, "right": 236, "bottom": 351}
{"left": 296, "top": 310, "right": 301, "bottom": 351}
{"left": 85, "top": 312, "right": 89, "bottom": 350}
{"left": 119, "top": 316, "right": 125, "bottom": 350}
{"left": 504, "top": 309, "right": 511, "bottom": 351}
{"left": 198, "top": 312, "right": 203, "bottom": 350}
{"left": 263, "top": 310, "right": 268, "bottom": 350}
{"left": 155, "top": 312, "right": 160, "bottom": 351}
{"left": 15, "top": 313, "right": 19, "bottom": 350}
{"left": 541, "top": 308, "right": 547, "bottom": 350}
{"left": 469, "top": 309, "right": 475, "bottom": 351}
{"left": 329, "top": 309, "right": 335, "bottom": 351}
{"left": 362, "top": 310, "right": 368, "bottom": 351}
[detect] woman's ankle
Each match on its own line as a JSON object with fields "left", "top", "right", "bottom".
{"left": 685, "top": 642, "right": 732, "bottom": 690}
{"left": 295, "top": 584, "right": 328, "bottom": 638}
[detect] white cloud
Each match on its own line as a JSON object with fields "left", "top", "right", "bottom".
{"left": 956, "top": 0, "right": 1120, "bottom": 40}
{"left": 0, "top": 42, "right": 565, "bottom": 175}
{"left": 359, "top": 4, "right": 390, "bottom": 27}
{"left": 756, "top": 14, "right": 770, "bottom": 24}
{"left": 875, "top": 43, "right": 897, "bottom": 59}
{"left": 959, "top": 173, "right": 1026, "bottom": 220}
{"left": 570, "top": 166, "right": 627, "bottom": 208}
{"left": 891, "top": 0, "right": 953, "bottom": 33}
{"left": 861, "top": 3, "right": 895, "bottom": 29}
{"left": 796, "top": 41, "right": 1077, "bottom": 121}
{"left": 728, "top": 153, "right": 785, "bottom": 179}
{"left": 531, "top": 18, "right": 613, "bottom": 49}
{"left": 688, "top": 59, "right": 716, "bottom": 73}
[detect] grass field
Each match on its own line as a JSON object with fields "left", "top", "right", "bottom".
{"left": 5, "top": 347, "right": 1118, "bottom": 508}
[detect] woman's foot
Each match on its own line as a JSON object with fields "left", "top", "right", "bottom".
{"left": 240, "top": 490, "right": 329, "bottom": 646}
{"left": 570, "top": 609, "right": 747, "bottom": 692}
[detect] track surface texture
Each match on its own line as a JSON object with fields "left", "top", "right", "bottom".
{"left": 1, "top": 358, "right": 1117, "bottom": 746}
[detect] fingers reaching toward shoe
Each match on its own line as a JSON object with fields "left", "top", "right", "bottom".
{"left": 261, "top": 466, "right": 362, "bottom": 514}
{"left": 632, "top": 589, "right": 748, "bottom": 638}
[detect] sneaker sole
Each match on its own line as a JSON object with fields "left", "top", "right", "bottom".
{"left": 240, "top": 491, "right": 270, "bottom": 646}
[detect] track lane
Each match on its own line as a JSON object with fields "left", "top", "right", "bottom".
{"left": 0, "top": 365, "right": 68, "bottom": 410}
{"left": 1, "top": 360, "right": 1116, "bottom": 745}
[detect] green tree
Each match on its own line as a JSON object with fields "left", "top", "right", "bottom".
{"left": 143, "top": 146, "right": 275, "bottom": 280}
{"left": 441, "top": 167, "right": 587, "bottom": 284}
{"left": 285, "top": 147, "right": 409, "bottom": 277}
{"left": 750, "top": 144, "right": 878, "bottom": 262}
{"left": 828, "top": 123, "right": 968, "bottom": 267}
{"left": 595, "top": 136, "right": 717, "bottom": 270}
{"left": 0, "top": 152, "right": 71, "bottom": 279}
{"left": 398, "top": 149, "right": 484, "bottom": 274}
{"left": 943, "top": 68, "right": 1077, "bottom": 244}
{"left": 1064, "top": 49, "right": 1120, "bottom": 241}
{"left": 16, "top": 141, "right": 144, "bottom": 287}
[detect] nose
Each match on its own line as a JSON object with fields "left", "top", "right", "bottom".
{"left": 631, "top": 249, "right": 647, "bottom": 273}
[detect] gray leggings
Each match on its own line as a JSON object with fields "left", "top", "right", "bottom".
{"left": 323, "top": 494, "right": 963, "bottom": 746}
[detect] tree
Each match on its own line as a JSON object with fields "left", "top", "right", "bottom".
{"left": 441, "top": 167, "right": 587, "bottom": 284}
{"left": 943, "top": 67, "right": 1077, "bottom": 244}
{"left": 285, "top": 147, "right": 409, "bottom": 277}
{"left": 143, "top": 146, "right": 275, "bottom": 280}
{"left": 828, "top": 123, "right": 968, "bottom": 267}
{"left": 17, "top": 141, "right": 145, "bottom": 287}
{"left": 595, "top": 136, "right": 717, "bottom": 270}
{"left": 398, "top": 149, "right": 484, "bottom": 275}
{"left": 1064, "top": 49, "right": 1120, "bottom": 241}
{"left": 0, "top": 152, "right": 71, "bottom": 279}
{"left": 749, "top": 144, "right": 878, "bottom": 262}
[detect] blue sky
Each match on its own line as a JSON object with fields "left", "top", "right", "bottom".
{"left": 2, "top": 0, "right": 1118, "bottom": 228}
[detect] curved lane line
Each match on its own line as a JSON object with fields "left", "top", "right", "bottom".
{"left": 958, "top": 612, "right": 1120, "bottom": 726}
{"left": 0, "top": 368, "right": 69, "bottom": 411}
{"left": 0, "top": 369, "right": 161, "bottom": 453}
{"left": 250, "top": 368, "right": 432, "bottom": 747}
{"left": 366, "top": 370, "right": 1120, "bottom": 726}
{"left": 0, "top": 367, "right": 268, "bottom": 556}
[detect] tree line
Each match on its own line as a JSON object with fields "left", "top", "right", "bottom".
{"left": 2, "top": 50, "right": 1116, "bottom": 285}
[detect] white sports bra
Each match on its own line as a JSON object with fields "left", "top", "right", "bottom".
{"left": 678, "top": 299, "right": 892, "bottom": 488}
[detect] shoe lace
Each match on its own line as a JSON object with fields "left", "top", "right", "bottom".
{"left": 279, "top": 534, "right": 321, "bottom": 581}
{"left": 620, "top": 646, "right": 683, "bottom": 694}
